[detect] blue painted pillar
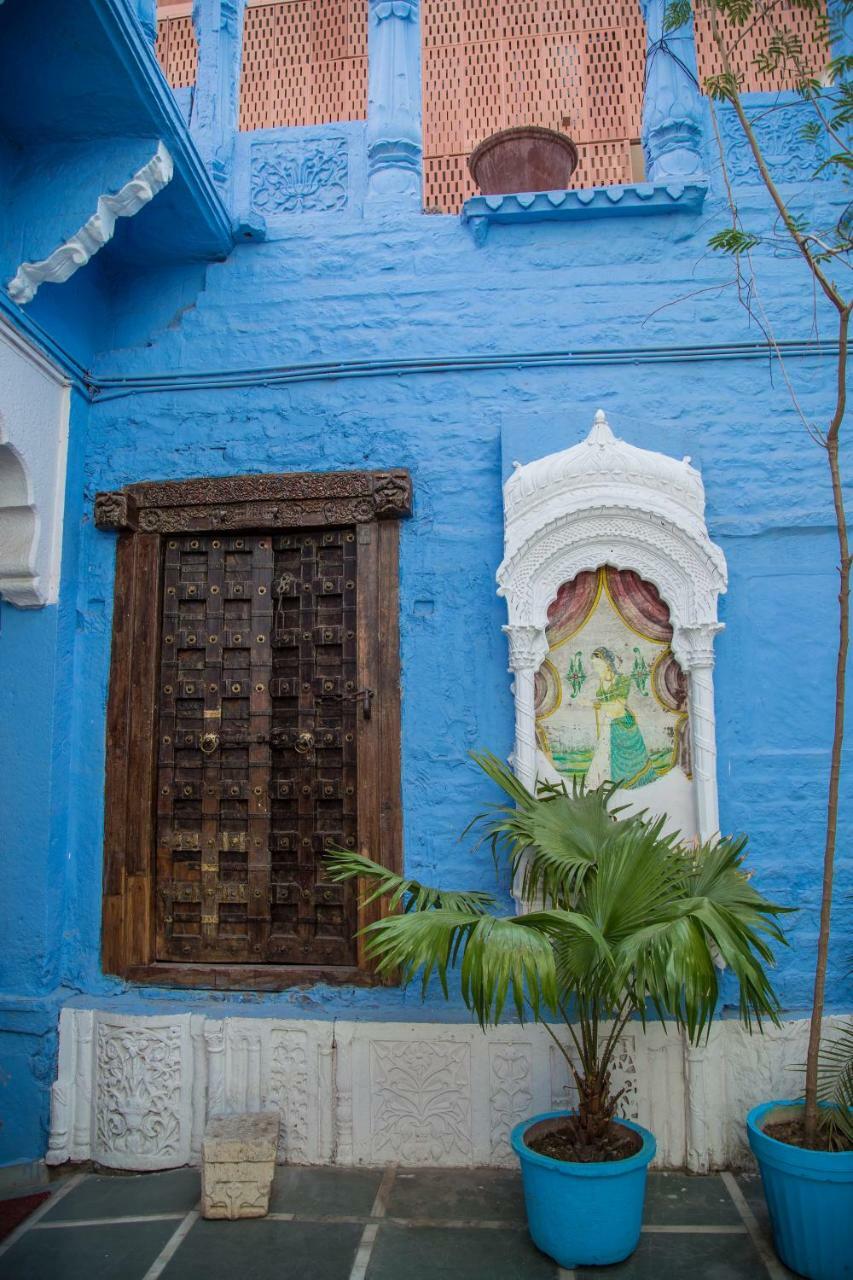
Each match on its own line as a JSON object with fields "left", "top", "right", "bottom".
{"left": 366, "top": 0, "right": 423, "bottom": 208}
{"left": 134, "top": 0, "right": 157, "bottom": 45}
{"left": 640, "top": 0, "right": 705, "bottom": 182}
{"left": 191, "top": 0, "right": 247, "bottom": 209}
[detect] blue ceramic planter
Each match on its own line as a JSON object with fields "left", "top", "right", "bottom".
{"left": 510, "top": 1110, "right": 656, "bottom": 1268}
{"left": 747, "top": 1101, "right": 853, "bottom": 1280}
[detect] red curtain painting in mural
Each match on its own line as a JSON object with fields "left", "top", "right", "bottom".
{"left": 536, "top": 565, "right": 691, "bottom": 777}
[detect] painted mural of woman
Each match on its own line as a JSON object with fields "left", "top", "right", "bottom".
{"left": 585, "top": 646, "right": 658, "bottom": 790}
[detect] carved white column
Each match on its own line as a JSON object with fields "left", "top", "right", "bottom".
{"left": 47, "top": 1008, "right": 78, "bottom": 1165}
{"left": 678, "top": 623, "right": 724, "bottom": 841}
{"left": 503, "top": 625, "right": 548, "bottom": 909}
{"left": 204, "top": 1020, "right": 226, "bottom": 1117}
{"left": 190, "top": 1015, "right": 208, "bottom": 1161}
{"left": 640, "top": 0, "right": 705, "bottom": 181}
{"left": 683, "top": 1026, "right": 727, "bottom": 1172}
{"left": 503, "top": 625, "right": 547, "bottom": 792}
{"left": 334, "top": 1026, "right": 354, "bottom": 1165}
{"left": 318, "top": 1043, "right": 335, "bottom": 1161}
{"left": 72, "top": 1011, "right": 94, "bottom": 1157}
{"left": 367, "top": 0, "right": 422, "bottom": 206}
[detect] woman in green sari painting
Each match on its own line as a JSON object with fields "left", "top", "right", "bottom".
{"left": 585, "top": 646, "right": 657, "bottom": 790}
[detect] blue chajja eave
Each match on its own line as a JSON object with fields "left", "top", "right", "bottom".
{"left": 0, "top": 0, "right": 234, "bottom": 368}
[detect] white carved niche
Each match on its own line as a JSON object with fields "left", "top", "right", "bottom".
{"left": 0, "top": 318, "right": 70, "bottom": 606}
{"left": 497, "top": 410, "right": 727, "bottom": 903}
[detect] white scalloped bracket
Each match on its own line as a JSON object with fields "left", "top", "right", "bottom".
{"left": 6, "top": 142, "right": 174, "bottom": 306}
{"left": 497, "top": 409, "right": 727, "bottom": 858}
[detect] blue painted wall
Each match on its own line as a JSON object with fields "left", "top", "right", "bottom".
{"left": 0, "top": 4, "right": 850, "bottom": 1167}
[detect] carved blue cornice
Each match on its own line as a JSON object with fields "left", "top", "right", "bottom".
{"left": 461, "top": 180, "right": 708, "bottom": 243}
{"left": 91, "top": 0, "right": 234, "bottom": 257}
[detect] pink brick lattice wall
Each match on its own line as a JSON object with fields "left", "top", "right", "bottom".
{"left": 155, "top": 0, "right": 829, "bottom": 212}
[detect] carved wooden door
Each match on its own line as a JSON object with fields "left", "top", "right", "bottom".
{"left": 156, "top": 528, "right": 360, "bottom": 967}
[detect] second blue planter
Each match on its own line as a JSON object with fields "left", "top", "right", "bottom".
{"left": 747, "top": 1100, "right": 853, "bottom": 1280}
{"left": 511, "top": 1110, "right": 656, "bottom": 1269}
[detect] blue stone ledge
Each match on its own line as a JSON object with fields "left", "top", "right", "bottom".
{"left": 461, "top": 179, "right": 708, "bottom": 243}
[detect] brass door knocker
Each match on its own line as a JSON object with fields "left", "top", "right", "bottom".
{"left": 199, "top": 732, "right": 220, "bottom": 754}
{"left": 293, "top": 731, "right": 314, "bottom": 755}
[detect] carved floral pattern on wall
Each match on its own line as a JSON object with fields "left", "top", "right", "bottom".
{"left": 369, "top": 1040, "right": 473, "bottom": 1164}
{"left": 95, "top": 1022, "right": 183, "bottom": 1160}
{"left": 718, "top": 101, "right": 829, "bottom": 184}
{"left": 251, "top": 139, "right": 348, "bottom": 214}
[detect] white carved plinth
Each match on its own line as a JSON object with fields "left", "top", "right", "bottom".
{"left": 202, "top": 1111, "right": 279, "bottom": 1220}
{"left": 48, "top": 1009, "right": 845, "bottom": 1174}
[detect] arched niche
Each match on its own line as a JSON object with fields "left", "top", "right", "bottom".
{"left": 497, "top": 410, "right": 727, "bottom": 903}
{"left": 0, "top": 319, "right": 70, "bottom": 607}
{"left": 0, "top": 440, "right": 39, "bottom": 607}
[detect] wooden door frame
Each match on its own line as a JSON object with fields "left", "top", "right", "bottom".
{"left": 95, "top": 469, "right": 411, "bottom": 989}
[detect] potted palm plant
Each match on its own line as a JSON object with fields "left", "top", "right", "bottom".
{"left": 327, "top": 752, "right": 789, "bottom": 1270}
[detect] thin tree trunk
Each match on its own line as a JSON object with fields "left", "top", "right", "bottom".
{"left": 803, "top": 305, "right": 851, "bottom": 1145}
{"left": 704, "top": 0, "right": 850, "bottom": 1144}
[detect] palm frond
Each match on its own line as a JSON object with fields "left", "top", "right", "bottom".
{"left": 817, "top": 1021, "right": 853, "bottom": 1147}
{"left": 326, "top": 750, "right": 790, "bottom": 1132}
{"left": 358, "top": 908, "right": 558, "bottom": 1024}
{"left": 324, "top": 847, "right": 496, "bottom": 915}
{"left": 466, "top": 752, "right": 634, "bottom": 906}
{"left": 358, "top": 909, "right": 482, "bottom": 997}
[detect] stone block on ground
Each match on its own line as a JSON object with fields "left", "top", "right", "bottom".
{"left": 201, "top": 1111, "right": 280, "bottom": 1220}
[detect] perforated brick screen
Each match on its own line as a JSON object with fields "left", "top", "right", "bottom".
{"left": 156, "top": 12, "right": 198, "bottom": 88}
{"left": 421, "top": 0, "right": 647, "bottom": 211}
{"left": 693, "top": 2, "right": 829, "bottom": 91}
{"left": 238, "top": 1, "right": 368, "bottom": 131}
{"left": 155, "top": 0, "right": 829, "bottom": 212}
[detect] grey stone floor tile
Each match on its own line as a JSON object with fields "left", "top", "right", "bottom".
{"left": 268, "top": 1165, "right": 383, "bottom": 1216}
{"left": 734, "top": 1173, "right": 798, "bottom": 1278}
{"left": 161, "top": 1217, "right": 362, "bottom": 1280}
{"left": 643, "top": 1172, "right": 742, "bottom": 1226}
{"left": 366, "top": 1223, "right": 556, "bottom": 1280}
{"left": 387, "top": 1168, "right": 527, "bottom": 1222}
{"left": 41, "top": 1168, "right": 201, "bottom": 1221}
{"left": 575, "top": 1231, "right": 767, "bottom": 1279}
{"left": 0, "top": 1218, "right": 178, "bottom": 1280}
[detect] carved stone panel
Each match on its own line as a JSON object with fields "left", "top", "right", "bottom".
{"left": 366, "top": 1038, "right": 473, "bottom": 1165}
{"left": 251, "top": 138, "right": 348, "bottom": 214}
{"left": 488, "top": 1043, "right": 533, "bottom": 1165}
{"left": 93, "top": 1015, "right": 193, "bottom": 1169}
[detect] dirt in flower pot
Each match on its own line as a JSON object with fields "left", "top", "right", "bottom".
{"left": 526, "top": 1117, "right": 643, "bottom": 1163}
{"left": 763, "top": 1117, "right": 853, "bottom": 1153}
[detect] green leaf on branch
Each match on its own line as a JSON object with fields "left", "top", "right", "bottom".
{"left": 704, "top": 71, "right": 741, "bottom": 100}
{"left": 815, "top": 152, "right": 853, "bottom": 175}
{"left": 324, "top": 846, "right": 497, "bottom": 915}
{"left": 709, "top": 228, "right": 762, "bottom": 254}
{"left": 719, "top": 0, "right": 753, "bottom": 25}
{"left": 663, "top": 0, "right": 692, "bottom": 31}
